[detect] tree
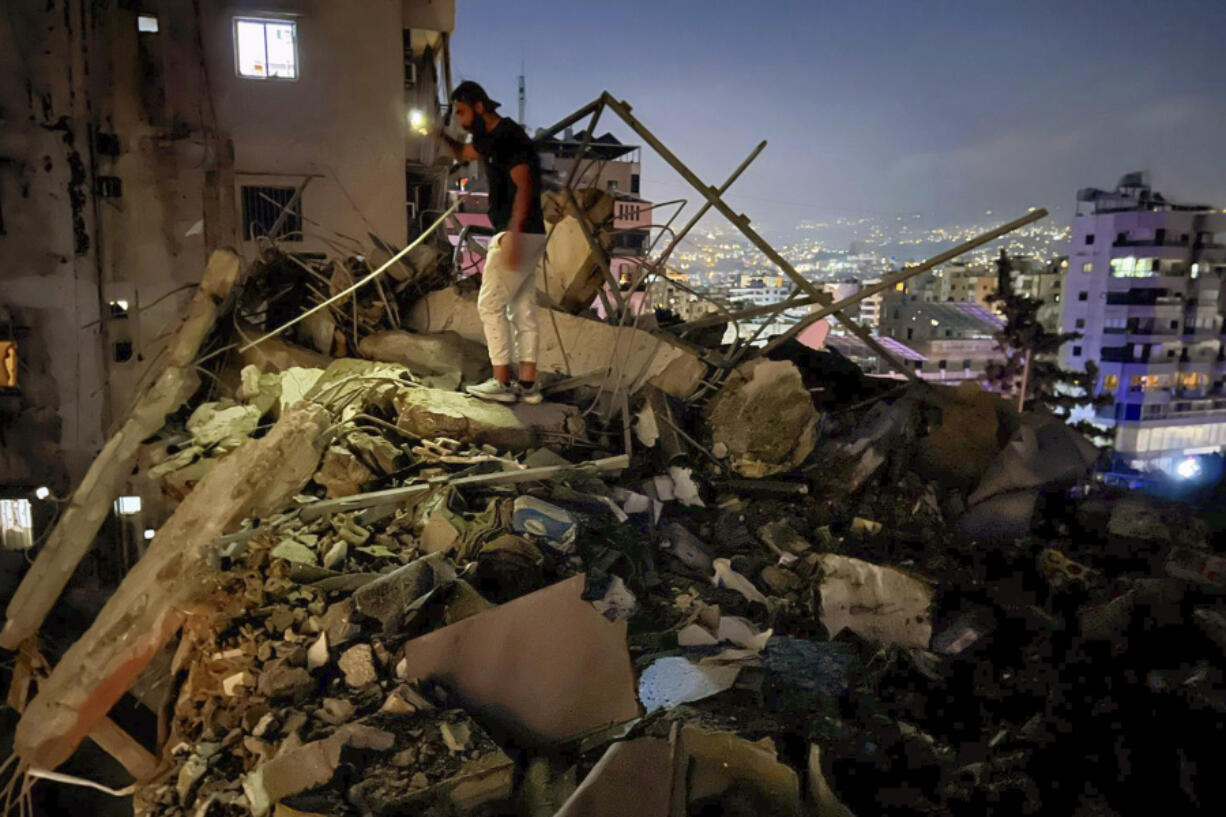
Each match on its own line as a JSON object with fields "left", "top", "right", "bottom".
{"left": 984, "top": 249, "right": 1112, "bottom": 436}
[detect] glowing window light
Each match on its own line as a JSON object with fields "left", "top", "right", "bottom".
{"left": 114, "top": 495, "right": 142, "bottom": 516}
{"left": 1, "top": 499, "right": 34, "bottom": 550}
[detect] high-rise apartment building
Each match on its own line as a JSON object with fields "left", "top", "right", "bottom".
{"left": 1060, "top": 173, "right": 1226, "bottom": 474}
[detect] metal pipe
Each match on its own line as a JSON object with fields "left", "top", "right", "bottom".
{"left": 533, "top": 98, "right": 603, "bottom": 143}
{"left": 757, "top": 208, "right": 1049, "bottom": 357}
{"left": 239, "top": 200, "right": 461, "bottom": 353}
{"left": 653, "top": 139, "right": 767, "bottom": 268}
{"left": 599, "top": 94, "right": 921, "bottom": 381}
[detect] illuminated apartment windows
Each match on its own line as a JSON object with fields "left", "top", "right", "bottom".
{"left": 1110, "top": 257, "right": 1157, "bottom": 278}
{"left": 0, "top": 499, "right": 33, "bottom": 550}
{"left": 235, "top": 17, "right": 298, "bottom": 79}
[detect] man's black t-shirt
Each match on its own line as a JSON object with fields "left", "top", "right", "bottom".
{"left": 472, "top": 118, "right": 546, "bottom": 235}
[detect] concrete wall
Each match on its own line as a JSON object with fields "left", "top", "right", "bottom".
{"left": 0, "top": 0, "right": 452, "bottom": 488}
{"left": 203, "top": 0, "right": 411, "bottom": 257}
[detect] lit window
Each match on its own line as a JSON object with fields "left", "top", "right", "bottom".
{"left": 0, "top": 340, "right": 17, "bottom": 388}
{"left": 137, "top": 14, "right": 159, "bottom": 33}
{"left": 1082, "top": 262, "right": 1093, "bottom": 274}
{"left": 1103, "top": 374, "right": 1119, "bottom": 391}
{"left": 1, "top": 499, "right": 34, "bottom": 550}
{"left": 235, "top": 18, "right": 298, "bottom": 79}
{"left": 114, "top": 495, "right": 142, "bottom": 516}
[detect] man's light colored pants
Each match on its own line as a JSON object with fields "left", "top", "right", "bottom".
{"left": 477, "top": 231, "right": 549, "bottom": 367}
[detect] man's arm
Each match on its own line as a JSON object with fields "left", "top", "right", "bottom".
{"left": 508, "top": 163, "right": 534, "bottom": 233}
{"left": 438, "top": 131, "right": 479, "bottom": 162}
{"left": 502, "top": 163, "right": 535, "bottom": 268}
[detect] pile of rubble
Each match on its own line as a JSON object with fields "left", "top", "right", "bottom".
{"left": 5, "top": 242, "right": 1226, "bottom": 817}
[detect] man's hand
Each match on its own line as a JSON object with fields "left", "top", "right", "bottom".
{"left": 503, "top": 230, "right": 521, "bottom": 269}
{"left": 437, "top": 129, "right": 479, "bottom": 162}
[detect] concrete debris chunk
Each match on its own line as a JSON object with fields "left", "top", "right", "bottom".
{"left": 815, "top": 554, "right": 933, "bottom": 649}
{"left": 242, "top": 722, "right": 396, "bottom": 817}
{"left": 339, "top": 644, "right": 378, "bottom": 688}
{"left": 409, "top": 286, "right": 706, "bottom": 398}
{"left": 186, "top": 400, "right": 263, "bottom": 451}
{"left": 353, "top": 552, "right": 457, "bottom": 631}
{"left": 359, "top": 329, "right": 489, "bottom": 383}
{"left": 14, "top": 403, "right": 331, "bottom": 773}
{"left": 313, "top": 445, "right": 376, "bottom": 498}
{"left": 394, "top": 387, "right": 586, "bottom": 451}
{"left": 704, "top": 358, "right": 818, "bottom": 478}
{"left": 271, "top": 539, "right": 318, "bottom": 566}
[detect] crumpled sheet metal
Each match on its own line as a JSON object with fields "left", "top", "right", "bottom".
{"left": 815, "top": 554, "right": 933, "bottom": 649}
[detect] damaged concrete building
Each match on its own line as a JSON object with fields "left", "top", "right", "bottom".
{"left": 3, "top": 6, "right": 1226, "bottom": 817}
{"left": 1, "top": 0, "right": 455, "bottom": 492}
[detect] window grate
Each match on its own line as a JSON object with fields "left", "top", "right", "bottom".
{"left": 241, "top": 185, "right": 302, "bottom": 242}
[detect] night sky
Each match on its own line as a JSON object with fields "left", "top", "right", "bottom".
{"left": 452, "top": 0, "right": 1226, "bottom": 232}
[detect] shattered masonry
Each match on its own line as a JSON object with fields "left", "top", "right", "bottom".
{"left": 2, "top": 99, "right": 1224, "bottom": 817}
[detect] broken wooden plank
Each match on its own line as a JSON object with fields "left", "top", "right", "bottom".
{"left": 13, "top": 403, "right": 331, "bottom": 772}
{"left": 0, "top": 249, "right": 242, "bottom": 651}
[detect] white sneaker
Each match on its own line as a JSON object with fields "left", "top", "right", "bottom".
{"left": 465, "top": 378, "right": 517, "bottom": 403}
{"left": 517, "top": 381, "right": 543, "bottom": 405}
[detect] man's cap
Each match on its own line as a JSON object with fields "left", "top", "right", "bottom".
{"left": 451, "top": 80, "right": 501, "bottom": 111}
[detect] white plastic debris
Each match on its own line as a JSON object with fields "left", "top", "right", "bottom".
{"left": 711, "top": 558, "right": 770, "bottom": 607}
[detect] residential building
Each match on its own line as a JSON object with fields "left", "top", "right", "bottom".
{"left": 727, "top": 281, "right": 793, "bottom": 308}
{"left": 1059, "top": 172, "right": 1226, "bottom": 474}
{"left": 1012, "top": 256, "right": 1066, "bottom": 333}
{"left": 1, "top": 0, "right": 455, "bottom": 492}
{"left": 879, "top": 296, "right": 1006, "bottom": 383}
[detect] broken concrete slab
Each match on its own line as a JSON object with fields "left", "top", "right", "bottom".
{"left": 0, "top": 248, "right": 243, "bottom": 652}
{"left": 815, "top": 553, "right": 933, "bottom": 649}
{"left": 239, "top": 365, "right": 326, "bottom": 418}
{"left": 358, "top": 329, "right": 489, "bottom": 383}
{"left": 704, "top": 358, "right": 818, "bottom": 478}
{"left": 344, "top": 711, "right": 514, "bottom": 817}
{"left": 395, "top": 574, "right": 640, "bottom": 746}
{"left": 393, "top": 387, "right": 586, "bottom": 451}
{"left": 242, "top": 721, "right": 396, "bottom": 817}
{"left": 187, "top": 400, "right": 263, "bottom": 451}
{"left": 13, "top": 403, "right": 331, "bottom": 771}
{"left": 407, "top": 287, "right": 706, "bottom": 399}
{"left": 313, "top": 445, "right": 376, "bottom": 499}
{"left": 304, "top": 358, "right": 409, "bottom": 420}
{"left": 239, "top": 325, "right": 333, "bottom": 375}
{"left": 353, "top": 552, "right": 457, "bottom": 631}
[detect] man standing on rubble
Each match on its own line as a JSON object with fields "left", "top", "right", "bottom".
{"left": 438, "top": 80, "right": 547, "bottom": 404}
